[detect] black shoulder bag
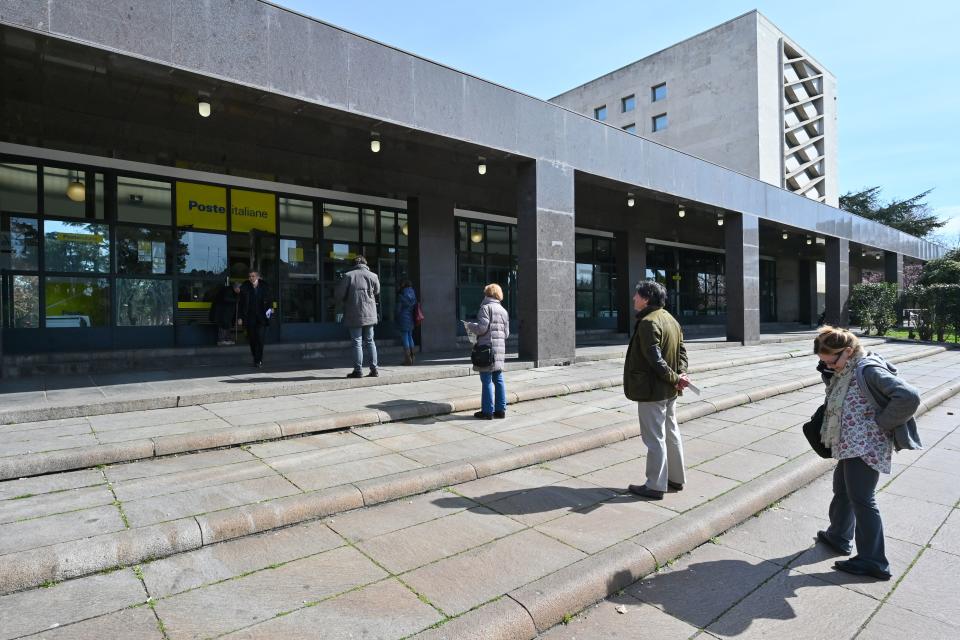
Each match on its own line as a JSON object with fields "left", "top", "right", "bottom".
{"left": 802, "top": 404, "right": 832, "bottom": 459}
{"left": 470, "top": 311, "right": 495, "bottom": 368}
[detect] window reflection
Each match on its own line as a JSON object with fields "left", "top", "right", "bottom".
{"left": 44, "top": 220, "right": 110, "bottom": 273}
{"left": 11, "top": 275, "right": 39, "bottom": 328}
{"left": 0, "top": 163, "right": 38, "bottom": 214}
{"left": 116, "top": 279, "right": 173, "bottom": 326}
{"left": 118, "top": 177, "right": 172, "bottom": 225}
{"left": 1, "top": 216, "right": 39, "bottom": 270}
{"left": 178, "top": 231, "right": 227, "bottom": 275}
{"left": 44, "top": 276, "right": 109, "bottom": 328}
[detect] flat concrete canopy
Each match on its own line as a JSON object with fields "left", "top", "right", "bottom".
{"left": 0, "top": 0, "right": 945, "bottom": 261}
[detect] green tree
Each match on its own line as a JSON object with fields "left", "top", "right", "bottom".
{"left": 839, "top": 187, "right": 944, "bottom": 239}
{"left": 850, "top": 282, "right": 898, "bottom": 335}
{"left": 918, "top": 258, "right": 960, "bottom": 286}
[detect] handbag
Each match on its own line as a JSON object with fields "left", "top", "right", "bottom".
{"left": 471, "top": 343, "right": 495, "bottom": 368}
{"left": 413, "top": 302, "right": 424, "bottom": 326}
{"left": 802, "top": 404, "right": 832, "bottom": 459}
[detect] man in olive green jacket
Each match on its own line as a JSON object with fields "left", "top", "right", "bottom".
{"left": 623, "top": 281, "right": 689, "bottom": 500}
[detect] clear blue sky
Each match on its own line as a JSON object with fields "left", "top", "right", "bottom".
{"left": 278, "top": 0, "right": 960, "bottom": 242}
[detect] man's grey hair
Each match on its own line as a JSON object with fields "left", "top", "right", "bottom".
{"left": 635, "top": 280, "right": 667, "bottom": 307}
{"left": 354, "top": 255, "right": 367, "bottom": 265}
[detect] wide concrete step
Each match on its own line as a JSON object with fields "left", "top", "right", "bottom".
{"left": 0, "top": 339, "right": 897, "bottom": 479}
{"left": 0, "top": 344, "right": 956, "bottom": 598}
{"left": 1, "top": 368, "right": 957, "bottom": 638}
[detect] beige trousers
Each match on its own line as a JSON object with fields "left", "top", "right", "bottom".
{"left": 636, "top": 398, "right": 686, "bottom": 492}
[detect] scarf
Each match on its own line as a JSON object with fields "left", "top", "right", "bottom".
{"left": 821, "top": 352, "right": 863, "bottom": 449}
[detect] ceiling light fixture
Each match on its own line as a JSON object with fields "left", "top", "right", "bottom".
{"left": 875, "top": 254, "right": 881, "bottom": 260}
{"left": 65, "top": 171, "right": 85, "bottom": 202}
{"left": 470, "top": 229, "right": 483, "bottom": 244}
{"left": 678, "top": 204, "right": 685, "bottom": 218}
{"left": 716, "top": 212, "right": 724, "bottom": 226}
{"left": 782, "top": 231, "right": 788, "bottom": 240}
{"left": 477, "top": 158, "right": 487, "bottom": 175}
{"left": 370, "top": 133, "right": 381, "bottom": 153}
{"left": 806, "top": 236, "right": 813, "bottom": 245}
{"left": 197, "top": 99, "right": 211, "bottom": 118}
{"left": 401, "top": 222, "right": 409, "bottom": 237}
{"left": 627, "top": 193, "right": 635, "bottom": 207}
{"left": 322, "top": 211, "right": 333, "bottom": 227}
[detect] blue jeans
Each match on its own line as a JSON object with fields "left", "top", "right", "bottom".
{"left": 400, "top": 330, "right": 414, "bottom": 349}
{"left": 349, "top": 325, "right": 378, "bottom": 371}
{"left": 827, "top": 457, "right": 889, "bottom": 574}
{"left": 479, "top": 370, "right": 506, "bottom": 415}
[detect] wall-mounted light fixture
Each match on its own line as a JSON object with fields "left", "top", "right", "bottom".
{"left": 627, "top": 193, "right": 635, "bottom": 207}
{"left": 806, "top": 236, "right": 813, "bottom": 245}
{"left": 370, "top": 133, "right": 381, "bottom": 153}
{"left": 65, "top": 170, "right": 85, "bottom": 202}
{"left": 875, "top": 254, "right": 881, "bottom": 260}
{"left": 477, "top": 158, "right": 487, "bottom": 175}
{"left": 197, "top": 99, "right": 211, "bottom": 118}
{"left": 678, "top": 204, "right": 685, "bottom": 218}
{"left": 716, "top": 212, "right": 724, "bottom": 226}
{"left": 782, "top": 231, "right": 789, "bottom": 240}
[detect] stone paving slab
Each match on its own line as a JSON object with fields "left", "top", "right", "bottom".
{"left": 1, "top": 376, "right": 957, "bottom": 639}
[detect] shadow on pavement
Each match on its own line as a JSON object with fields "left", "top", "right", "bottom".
{"left": 432, "top": 484, "right": 631, "bottom": 517}
{"left": 366, "top": 399, "right": 452, "bottom": 423}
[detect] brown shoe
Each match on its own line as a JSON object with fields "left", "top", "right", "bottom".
{"left": 403, "top": 350, "right": 413, "bottom": 366}
{"left": 628, "top": 484, "right": 664, "bottom": 500}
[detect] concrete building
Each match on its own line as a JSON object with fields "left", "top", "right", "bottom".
{"left": 0, "top": 1, "right": 943, "bottom": 376}
{"left": 551, "top": 11, "right": 838, "bottom": 206}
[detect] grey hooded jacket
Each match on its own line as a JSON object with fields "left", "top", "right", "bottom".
{"left": 335, "top": 264, "right": 380, "bottom": 328}
{"left": 465, "top": 297, "right": 510, "bottom": 373}
{"left": 822, "top": 351, "right": 922, "bottom": 451}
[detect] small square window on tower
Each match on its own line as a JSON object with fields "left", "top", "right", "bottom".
{"left": 621, "top": 95, "right": 635, "bottom": 112}
{"left": 652, "top": 83, "right": 667, "bottom": 102}
{"left": 594, "top": 105, "right": 607, "bottom": 121}
{"left": 652, "top": 113, "right": 668, "bottom": 132}
{"left": 622, "top": 123, "right": 636, "bottom": 134}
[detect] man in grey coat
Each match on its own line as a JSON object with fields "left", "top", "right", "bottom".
{"left": 335, "top": 255, "right": 381, "bottom": 378}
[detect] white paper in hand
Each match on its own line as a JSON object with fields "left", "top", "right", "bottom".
{"left": 685, "top": 380, "right": 701, "bottom": 396}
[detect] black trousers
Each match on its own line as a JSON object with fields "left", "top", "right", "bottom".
{"left": 246, "top": 324, "right": 266, "bottom": 363}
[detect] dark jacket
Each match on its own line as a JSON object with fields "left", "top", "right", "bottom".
{"left": 395, "top": 286, "right": 418, "bottom": 332}
{"left": 208, "top": 285, "right": 239, "bottom": 329}
{"left": 335, "top": 264, "right": 380, "bottom": 328}
{"left": 623, "top": 306, "right": 688, "bottom": 402}
{"left": 465, "top": 297, "right": 510, "bottom": 373}
{"left": 238, "top": 280, "right": 271, "bottom": 327}
{"left": 820, "top": 351, "right": 922, "bottom": 451}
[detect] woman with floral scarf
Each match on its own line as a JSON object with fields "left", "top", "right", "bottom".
{"left": 813, "top": 326, "right": 920, "bottom": 581}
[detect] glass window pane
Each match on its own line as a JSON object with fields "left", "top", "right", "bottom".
{"left": 622, "top": 95, "right": 635, "bottom": 112}
{"left": 323, "top": 204, "right": 359, "bottom": 242}
{"left": 487, "top": 224, "right": 509, "bottom": 255}
{"left": 597, "top": 292, "right": 616, "bottom": 319}
{"left": 1, "top": 216, "right": 40, "bottom": 270}
{"left": 280, "top": 238, "right": 319, "bottom": 280}
{"left": 44, "top": 276, "right": 109, "bottom": 327}
{"left": 652, "top": 113, "right": 668, "bottom": 132}
{"left": 0, "top": 163, "right": 37, "bottom": 214}
{"left": 594, "top": 105, "right": 607, "bottom": 121}
{"left": 44, "top": 220, "right": 110, "bottom": 272}
{"left": 176, "top": 279, "right": 222, "bottom": 324}
{"left": 458, "top": 220, "right": 468, "bottom": 252}
{"left": 279, "top": 197, "right": 313, "bottom": 237}
{"left": 575, "top": 236, "right": 593, "bottom": 263}
{"left": 595, "top": 238, "right": 613, "bottom": 261}
{"left": 576, "top": 291, "right": 594, "bottom": 319}
{"left": 576, "top": 263, "right": 593, "bottom": 288}
{"left": 652, "top": 83, "right": 667, "bottom": 102}
{"left": 397, "top": 212, "right": 408, "bottom": 247}
{"left": 118, "top": 177, "right": 172, "bottom": 225}
{"left": 281, "top": 283, "right": 318, "bottom": 323}
{"left": 94, "top": 173, "right": 105, "bottom": 219}
{"left": 380, "top": 210, "right": 395, "bottom": 246}
{"left": 43, "top": 167, "right": 102, "bottom": 219}
{"left": 11, "top": 275, "right": 39, "bottom": 328}
{"left": 468, "top": 222, "right": 485, "bottom": 252}
{"left": 595, "top": 263, "right": 615, "bottom": 290}
{"left": 116, "top": 226, "right": 173, "bottom": 275}
{"left": 178, "top": 231, "right": 227, "bottom": 276}
{"left": 116, "top": 278, "right": 173, "bottom": 326}
{"left": 362, "top": 208, "right": 376, "bottom": 244}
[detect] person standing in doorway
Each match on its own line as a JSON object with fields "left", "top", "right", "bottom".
{"left": 395, "top": 280, "right": 418, "bottom": 365}
{"left": 238, "top": 271, "right": 272, "bottom": 368}
{"left": 336, "top": 255, "right": 381, "bottom": 378}
{"left": 623, "top": 280, "right": 690, "bottom": 500}
{"left": 209, "top": 281, "right": 241, "bottom": 345}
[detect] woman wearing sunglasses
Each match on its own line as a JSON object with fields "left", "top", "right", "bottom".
{"left": 813, "top": 326, "right": 921, "bottom": 580}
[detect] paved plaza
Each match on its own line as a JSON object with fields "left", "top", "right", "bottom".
{"left": 0, "top": 337, "right": 958, "bottom": 639}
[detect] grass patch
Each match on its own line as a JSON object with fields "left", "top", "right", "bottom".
{"left": 883, "top": 329, "right": 959, "bottom": 343}
{"left": 11, "top": 493, "right": 34, "bottom": 500}
{"left": 561, "top": 613, "right": 574, "bottom": 625}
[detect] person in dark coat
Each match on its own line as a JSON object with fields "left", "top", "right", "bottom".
{"left": 623, "top": 280, "right": 690, "bottom": 500}
{"left": 237, "top": 270, "right": 273, "bottom": 368}
{"left": 463, "top": 283, "right": 510, "bottom": 420}
{"left": 335, "top": 255, "right": 381, "bottom": 378}
{"left": 209, "top": 282, "right": 241, "bottom": 345}
{"left": 395, "top": 280, "right": 418, "bottom": 365}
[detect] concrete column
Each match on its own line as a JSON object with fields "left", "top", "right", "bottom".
{"left": 616, "top": 224, "right": 645, "bottom": 334}
{"left": 407, "top": 195, "right": 458, "bottom": 352}
{"left": 798, "top": 259, "right": 818, "bottom": 325}
{"left": 517, "top": 159, "right": 576, "bottom": 366}
{"left": 825, "top": 237, "right": 850, "bottom": 327}
{"left": 884, "top": 251, "right": 904, "bottom": 292}
{"left": 724, "top": 213, "right": 760, "bottom": 344}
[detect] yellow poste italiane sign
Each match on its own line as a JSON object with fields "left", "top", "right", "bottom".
{"left": 176, "top": 182, "right": 227, "bottom": 230}
{"left": 231, "top": 189, "right": 276, "bottom": 233}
